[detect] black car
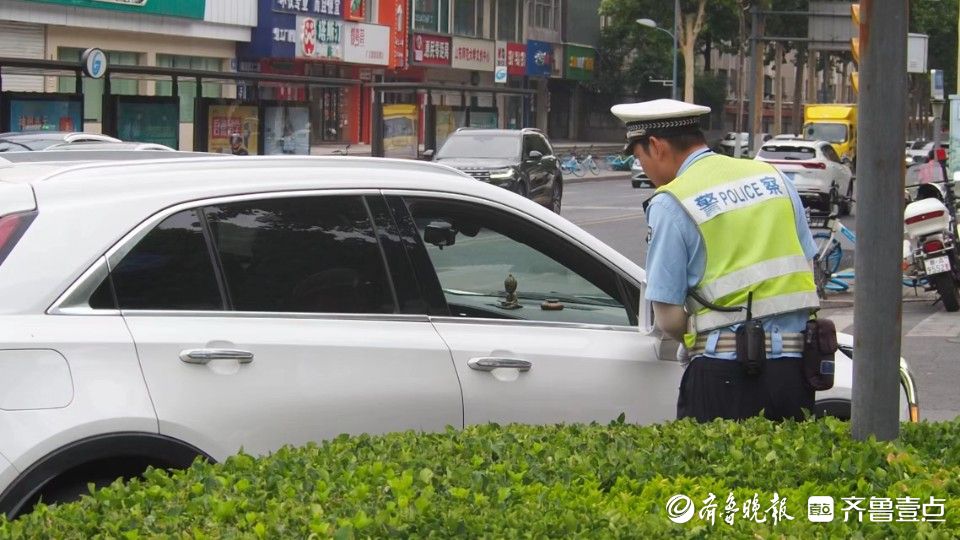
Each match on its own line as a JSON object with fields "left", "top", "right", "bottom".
{"left": 429, "top": 128, "right": 563, "bottom": 213}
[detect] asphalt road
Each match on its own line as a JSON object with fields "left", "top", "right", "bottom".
{"left": 562, "top": 174, "right": 960, "bottom": 422}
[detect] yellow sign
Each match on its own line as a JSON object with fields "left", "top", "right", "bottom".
{"left": 208, "top": 104, "right": 259, "bottom": 155}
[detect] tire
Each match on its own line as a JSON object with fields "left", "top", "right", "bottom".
{"left": 587, "top": 159, "right": 600, "bottom": 176}
{"left": 813, "top": 233, "right": 842, "bottom": 299}
{"left": 933, "top": 272, "right": 960, "bottom": 312}
{"left": 841, "top": 178, "right": 855, "bottom": 216}
{"left": 550, "top": 178, "right": 563, "bottom": 214}
{"left": 517, "top": 179, "right": 529, "bottom": 199}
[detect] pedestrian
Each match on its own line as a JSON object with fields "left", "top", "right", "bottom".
{"left": 612, "top": 99, "right": 826, "bottom": 423}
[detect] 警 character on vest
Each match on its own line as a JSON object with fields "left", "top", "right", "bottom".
{"left": 612, "top": 99, "right": 821, "bottom": 423}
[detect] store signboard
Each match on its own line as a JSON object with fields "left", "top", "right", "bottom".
{"left": 24, "top": 0, "right": 205, "bottom": 19}
{"left": 113, "top": 96, "right": 179, "bottom": 148}
{"left": 383, "top": 104, "right": 418, "bottom": 158}
{"left": 379, "top": 0, "right": 408, "bottom": 69}
{"left": 343, "top": 22, "right": 390, "bottom": 66}
{"left": 411, "top": 33, "right": 451, "bottom": 66}
{"left": 526, "top": 40, "right": 553, "bottom": 77}
{"left": 2, "top": 92, "right": 82, "bottom": 133}
{"left": 263, "top": 102, "right": 312, "bottom": 155}
{"left": 506, "top": 42, "right": 526, "bottom": 76}
{"left": 298, "top": 16, "right": 344, "bottom": 61}
{"left": 451, "top": 37, "right": 495, "bottom": 72}
{"left": 273, "top": 0, "right": 342, "bottom": 18}
{"left": 564, "top": 45, "right": 596, "bottom": 81}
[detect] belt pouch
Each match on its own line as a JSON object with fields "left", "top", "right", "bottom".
{"left": 736, "top": 319, "right": 766, "bottom": 376}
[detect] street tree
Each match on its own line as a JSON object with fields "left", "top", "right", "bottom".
{"left": 599, "top": 0, "right": 739, "bottom": 103}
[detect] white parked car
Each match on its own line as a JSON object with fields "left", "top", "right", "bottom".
{"left": 755, "top": 139, "right": 854, "bottom": 215}
{"left": 906, "top": 140, "right": 949, "bottom": 165}
{"left": 630, "top": 156, "right": 651, "bottom": 188}
{"left": 718, "top": 132, "right": 771, "bottom": 157}
{"left": 0, "top": 155, "right": 917, "bottom": 517}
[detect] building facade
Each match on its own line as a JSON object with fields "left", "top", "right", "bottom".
{"left": 0, "top": 0, "right": 258, "bottom": 149}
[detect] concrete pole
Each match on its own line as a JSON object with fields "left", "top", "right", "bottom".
{"left": 852, "top": 0, "right": 907, "bottom": 442}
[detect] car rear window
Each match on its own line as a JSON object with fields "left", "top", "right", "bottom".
{"left": 757, "top": 146, "right": 816, "bottom": 160}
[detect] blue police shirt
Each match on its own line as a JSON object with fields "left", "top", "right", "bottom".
{"left": 644, "top": 148, "right": 818, "bottom": 359}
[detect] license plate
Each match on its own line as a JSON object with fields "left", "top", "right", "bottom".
{"left": 925, "top": 255, "right": 952, "bottom": 275}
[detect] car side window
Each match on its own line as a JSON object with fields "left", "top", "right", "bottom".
{"left": 403, "top": 197, "right": 635, "bottom": 327}
{"left": 534, "top": 135, "right": 553, "bottom": 156}
{"left": 110, "top": 209, "right": 224, "bottom": 310}
{"left": 203, "top": 196, "right": 396, "bottom": 314}
{"left": 521, "top": 135, "right": 534, "bottom": 158}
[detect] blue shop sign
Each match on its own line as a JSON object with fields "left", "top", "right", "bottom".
{"left": 237, "top": 2, "right": 297, "bottom": 60}
{"left": 273, "top": 0, "right": 343, "bottom": 18}
{"left": 526, "top": 40, "right": 553, "bottom": 77}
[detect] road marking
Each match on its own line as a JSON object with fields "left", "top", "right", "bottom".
{"left": 564, "top": 206, "right": 644, "bottom": 211}
{"left": 906, "top": 310, "right": 960, "bottom": 338}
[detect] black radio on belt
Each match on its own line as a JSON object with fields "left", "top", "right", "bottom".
{"left": 689, "top": 290, "right": 766, "bottom": 376}
{"left": 735, "top": 292, "right": 766, "bottom": 376}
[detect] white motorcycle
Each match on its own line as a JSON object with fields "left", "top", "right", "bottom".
{"left": 903, "top": 166, "right": 960, "bottom": 311}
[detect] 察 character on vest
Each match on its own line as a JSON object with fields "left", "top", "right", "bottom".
{"left": 612, "top": 99, "right": 821, "bottom": 422}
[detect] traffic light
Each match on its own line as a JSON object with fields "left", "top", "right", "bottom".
{"left": 850, "top": 3, "right": 862, "bottom": 94}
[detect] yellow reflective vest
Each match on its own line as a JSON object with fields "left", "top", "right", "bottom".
{"left": 655, "top": 154, "right": 819, "bottom": 348}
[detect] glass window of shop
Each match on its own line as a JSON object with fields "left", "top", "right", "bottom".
{"left": 453, "top": 0, "right": 480, "bottom": 37}
{"left": 414, "top": 0, "right": 450, "bottom": 33}
{"left": 155, "top": 55, "right": 225, "bottom": 123}
{"left": 496, "top": 0, "right": 519, "bottom": 41}
{"left": 57, "top": 48, "right": 140, "bottom": 122}
{"left": 305, "top": 63, "right": 346, "bottom": 142}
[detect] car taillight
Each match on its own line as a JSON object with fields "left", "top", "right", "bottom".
{"left": 800, "top": 162, "right": 827, "bottom": 169}
{"left": 0, "top": 211, "right": 36, "bottom": 265}
{"left": 905, "top": 210, "right": 945, "bottom": 225}
{"left": 922, "top": 239, "right": 945, "bottom": 253}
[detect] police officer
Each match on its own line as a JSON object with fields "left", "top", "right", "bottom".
{"left": 612, "top": 99, "right": 821, "bottom": 422}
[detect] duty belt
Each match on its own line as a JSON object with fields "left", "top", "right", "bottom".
{"left": 688, "top": 332, "right": 804, "bottom": 357}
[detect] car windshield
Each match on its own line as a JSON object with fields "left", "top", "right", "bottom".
{"left": 911, "top": 140, "right": 929, "bottom": 150}
{"left": 757, "top": 145, "right": 817, "bottom": 160}
{"left": 802, "top": 123, "right": 847, "bottom": 144}
{"left": 436, "top": 134, "right": 520, "bottom": 160}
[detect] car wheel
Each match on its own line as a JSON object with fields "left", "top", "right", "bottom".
{"left": 814, "top": 398, "right": 851, "bottom": 420}
{"left": 517, "top": 179, "right": 529, "bottom": 198}
{"left": 550, "top": 177, "right": 563, "bottom": 214}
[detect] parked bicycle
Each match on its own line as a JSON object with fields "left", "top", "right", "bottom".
{"left": 560, "top": 148, "right": 585, "bottom": 177}
{"left": 809, "top": 195, "right": 856, "bottom": 299}
{"left": 605, "top": 153, "right": 635, "bottom": 171}
{"left": 580, "top": 146, "right": 601, "bottom": 176}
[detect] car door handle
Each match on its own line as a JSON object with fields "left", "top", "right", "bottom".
{"left": 467, "top": 357, "right": 532, "bottom": 372}
{"left": 179, "top": 348, "right": 254, "bottom": 365}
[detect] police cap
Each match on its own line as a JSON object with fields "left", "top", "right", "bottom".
{"left": 611, "top": 99, "right": 711, "bottom": 154}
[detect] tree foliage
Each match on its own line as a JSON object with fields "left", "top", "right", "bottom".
{"left": 911, "top": 0, "right": 959, "bottom": 98}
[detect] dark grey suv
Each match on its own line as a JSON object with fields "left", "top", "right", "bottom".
{"left": 429, "top": 128, "right": 563, "bottom": 213}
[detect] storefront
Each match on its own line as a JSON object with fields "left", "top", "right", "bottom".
{"left": 0, "top": 0, "right": 256, "bottom": 149}
{"left": 237, "top": 0, "right": 402, "bottom": 145}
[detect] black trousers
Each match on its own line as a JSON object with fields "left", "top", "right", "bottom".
{"left": 676, "top": 357, "right": 815, "bottom": 422}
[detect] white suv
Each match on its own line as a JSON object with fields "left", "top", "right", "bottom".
{"left": 0, "top": 156, "right": 916, "bottom": 517}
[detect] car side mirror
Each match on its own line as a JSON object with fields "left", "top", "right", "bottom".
{"left": 527, "top": 150, "right": 543, "bottom": 161}
{"left": 424, "top": 221, "right": 456, "bottom": 249}
{"left": 422, "top": 149, "right": 435, "bottom": 160}
{"left": 841, "top": 156, "right": 851, "bottom": 165}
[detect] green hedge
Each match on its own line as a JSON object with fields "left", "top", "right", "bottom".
{"left": 2, "top": 417, "right": 959, "bottom": 538}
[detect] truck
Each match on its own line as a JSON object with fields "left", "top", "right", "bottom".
{"left": 803, "top": 104, "right": 857, "bottom": 169}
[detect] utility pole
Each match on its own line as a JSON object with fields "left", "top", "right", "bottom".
{"left": 746, "top": 6, "right": 759, "bottom": 154}
{"left": 852, "top": 0, "right": 907, "bottom": 442}
{"left": 774, "top": 42, "right": 783, "bottom": 135}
